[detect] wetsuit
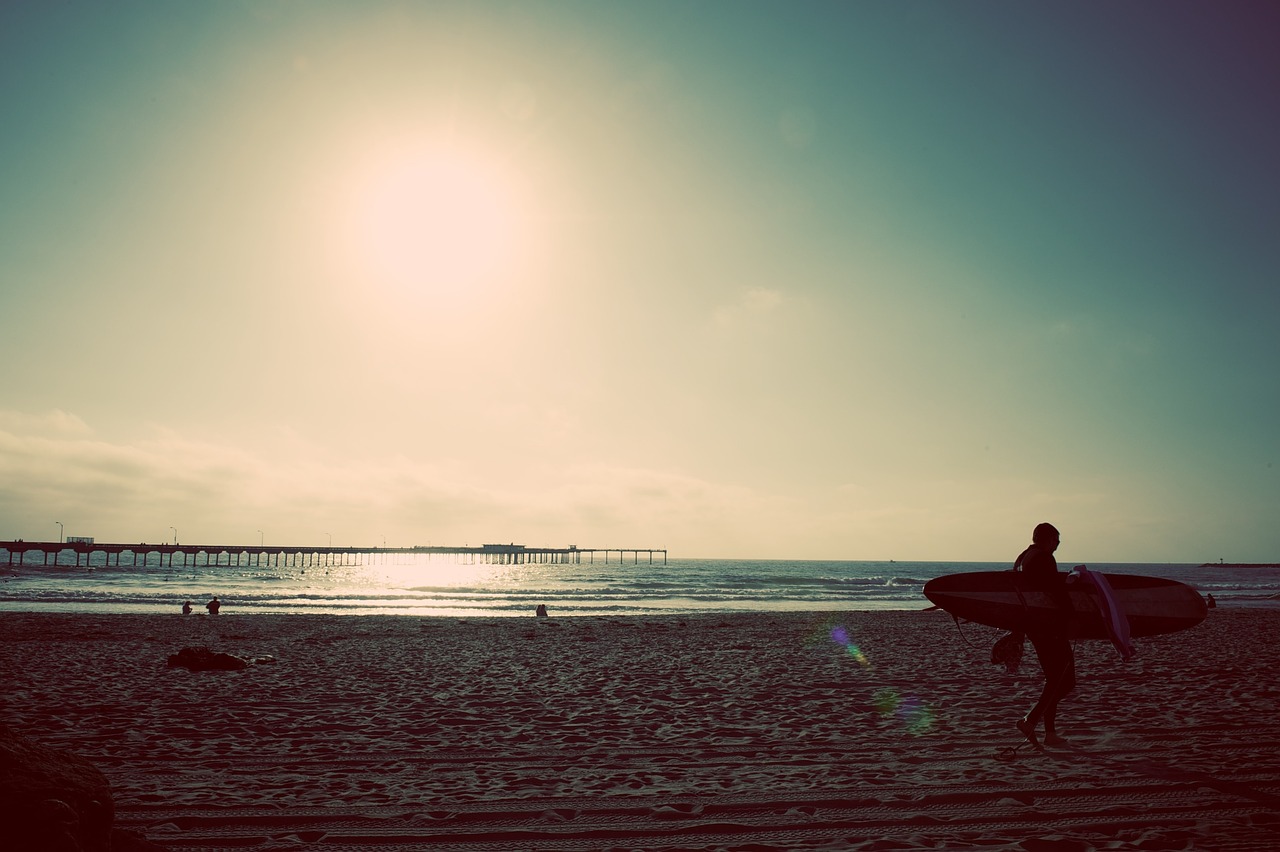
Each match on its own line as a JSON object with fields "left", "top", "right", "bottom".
{"left": 1015, "top": 544, "right": 1076, "bottom": 736}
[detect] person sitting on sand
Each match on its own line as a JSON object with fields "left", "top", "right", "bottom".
{"left": 182, "top": 601, "right": 192, "bottom": 615}
{"left": 206, "top": 597, "right": 221, "bottom": 615}
{"left": 1013, "top": 522, "right": 1075, "bottom": 748}
{"left": 535, "top": 604, "right": 548, "bottom": 617}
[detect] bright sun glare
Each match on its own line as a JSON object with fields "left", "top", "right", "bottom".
{"left": 351, "top": 144, "right": 520, "bottom": 304}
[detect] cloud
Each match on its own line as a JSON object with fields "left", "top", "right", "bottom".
{"left": 0, "top": 410, "right": 1048, "bottom": 557}
{"left": 0, "top": 409, "right": 93, "bottom": 438}
{"left": 0, "top": 411, "right": 799, "bottom": 554}
{"left": 3, "top": 408, "right": 1243, "bottom": 561}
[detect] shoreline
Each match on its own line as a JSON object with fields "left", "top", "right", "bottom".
{"left": 3, "top": 609, "right": 1278, "bottom": 849}
{"left": 3, "top": 594, "right": 1275, "bottom": 618}
{"left": 5, "top": 559, "right": 1276, "bottom": 621}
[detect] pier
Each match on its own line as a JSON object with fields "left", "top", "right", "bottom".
{"left": 0, "top": 540, "right": 667, "bottom": 569}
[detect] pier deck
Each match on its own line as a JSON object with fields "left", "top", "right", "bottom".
{"left": 1, "top": 541, "right": 667, "bottom": 568}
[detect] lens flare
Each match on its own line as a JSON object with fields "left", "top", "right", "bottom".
{"left": 813, "top": 620, "right": 936, "bottom": 735}
{"left": 873, "top": 688, "right": 900, "bottom": 715}
{"left": 873, "top": 688, "right": 936, "bottom": 736}
{"left": 910, "top": 709, "right": 936, "bottom": 735}
{"left": 825, "top": 622, "right": 872, "bottom": 668}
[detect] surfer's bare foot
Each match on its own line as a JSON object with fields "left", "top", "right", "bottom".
{"left": 1043, "top": 733, "right": 1067, "bottom": 747}
{"left": 1016, "top": 718, "right": 1041, "bottom": 749}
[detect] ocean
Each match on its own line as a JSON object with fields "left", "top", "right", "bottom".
{"left": 1, "top": 550, "right": 1277, "bottom": 617}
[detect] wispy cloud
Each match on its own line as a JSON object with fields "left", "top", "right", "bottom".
{"left": 0, "top": 409, "right": 93, "bottom": 438}
{"left": 0, "top": 407, "right": 1256, "bottom": 561}
{"left": 0, "top": 410, "right": 799, "bottom": 553}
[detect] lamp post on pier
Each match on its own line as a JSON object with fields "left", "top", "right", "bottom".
{"left": 258, "top": 530, "right": 264, "bottom": 547}
{"left": 55, "top": 521, "right": 63, "bottom": 543}
{"left": 169, "top": 526, "right": 178, "bottom": 545}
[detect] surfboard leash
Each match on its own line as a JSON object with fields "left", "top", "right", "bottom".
{"left": 947, "top": 610, "right": 984, "bottom": 652}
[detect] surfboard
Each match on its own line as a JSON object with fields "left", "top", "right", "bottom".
{"left": 923, "top": 570, "right": 1207, "bottom": 639}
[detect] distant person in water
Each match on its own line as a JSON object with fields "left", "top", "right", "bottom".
{"left": 206, "top": 597, "right": 221, "bottom": 615}
{"left": 535, "top": 604, "right": 548, "bottom": 617}
{"left": 1013, "top": 522, "right": 1075, "bottom": 748}
{"left": 182, "top": 601, "right": 192, "bottom": 615}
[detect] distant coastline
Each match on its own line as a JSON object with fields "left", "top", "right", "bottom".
{"left": 1200, "top": 563, "right": 1280, "bottom": 568}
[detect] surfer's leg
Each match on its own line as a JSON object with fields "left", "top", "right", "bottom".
{"left": 1021, "top": 635, "right": 1054, "bottom": 738}
{"left": 1016, "top": 716, "right": 1041, "bottom": 748}
{"left": 1025, "top": 635, "right": 1069, "bottom": 731}
{"left": 1020, "top": 687, "right": 1052, "bottom": 749}
{"left": 1041, "top": 642, "right": 1075, "bottom": 740}
{"left": 1025, "top": 686, "right": 1049, "bottom": 727}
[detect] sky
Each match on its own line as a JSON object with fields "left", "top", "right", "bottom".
{"left": 1, "top": 1, "right": 1277, "bottom": 562}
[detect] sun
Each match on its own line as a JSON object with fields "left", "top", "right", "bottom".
{"left": 350, "top": 143, "right": 521, "bottom": 304}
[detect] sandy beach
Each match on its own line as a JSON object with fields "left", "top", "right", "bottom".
{"left": 2, "top": 609, "right": 1277, "bottom": 851}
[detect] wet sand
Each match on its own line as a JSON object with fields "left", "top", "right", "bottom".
{"left": 2, "top": 609, "right": 1277, "bottom": 850}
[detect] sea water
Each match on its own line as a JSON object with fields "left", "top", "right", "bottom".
{"left": 1, "top": 551, "right": 1276, "bottom": 617}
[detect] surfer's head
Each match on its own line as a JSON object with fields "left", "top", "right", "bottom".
{"left": 1032, "top": 522, "right": 1060, "bottom": 550}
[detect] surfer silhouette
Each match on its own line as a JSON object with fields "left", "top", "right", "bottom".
{"left": 1013, "top": 522, "right": 1075, "bottom": 748}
